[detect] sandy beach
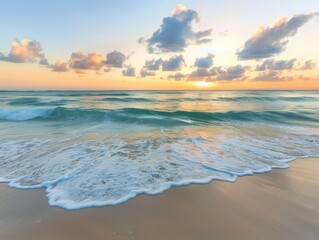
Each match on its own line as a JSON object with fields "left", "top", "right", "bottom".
{"left": 0, "top": 158, "right": 318, "bottom": 240}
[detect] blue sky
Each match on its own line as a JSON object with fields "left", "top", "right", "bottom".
{"left": 2, "top": 0, "right": 317, "bottom": 57}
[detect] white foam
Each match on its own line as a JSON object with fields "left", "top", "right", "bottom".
{"left": 0, "top": 125, "right": 318, "bottom": 210}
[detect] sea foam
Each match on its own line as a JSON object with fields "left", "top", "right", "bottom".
{"left": 0, "top": 125, "right": 318, "bottom": 210}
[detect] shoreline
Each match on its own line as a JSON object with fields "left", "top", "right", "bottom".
{"left": 1, "top": 157, "right": 319, "bottom": 239}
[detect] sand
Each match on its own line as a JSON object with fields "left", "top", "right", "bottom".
{"left": 0, "top": 158, "right": 318, "bottom": 240}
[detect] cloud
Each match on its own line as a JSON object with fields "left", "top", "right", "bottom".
{"left": 104, "top": 51, "right": 126, "bottom": 68}
{"left": 255, "top": 58, "right": 296, "bottom": 71}
{"left": 187, "top": 64, "right": 249, "bottom": 82}
{"left": 167, "top": 72, "right": 187, "bottom": 81}
{"left": 213, "top": 65, "right": 249, "bottom": 81}
{"left": 138, "top": 37, "right": 145, "bottom": 44}
{"left": 144, "top": 58, "right": 164, "bottom": 71}
{"left": 188, "top": 64, "right": 250, "bottom": 81}
{"left": 140, "top": 68, "right": 156, "bottom": 77}
{"left": 122, "top": 67, "right": 136, "bottom": 77}
{"left": 194, "top": 53, "right": 214, "bottom": 68}
{"left": 69, "top": 51, "right": 104, "bottom": 72}
{"left": 141, "top": 55, "right": 185, "bottom": 74}
{"left": 0, "top": 39, "right": 46, "bottom": 64}
{"left": 51, "top": 60, "right": 69, "bottom": 72}
{"left": 252, "top": 71, "right": 309, "bottom": 82}
{"left": 145, "top": 4, "right": 212, "bottom": 53}
{"left": 253, "top": 71, "right": 287, "bottom": 81}
{"left": 39, "top": 58, "right": 49, "bottom": 66}
{"left": 237, "top": 13, "right": 318, "bottom": 60}
{"left": 162, "top": 55, "right": 186, "bottom": 71}
{"left": 189, "top": 68, "right": 214, "bottom": 78}
{"left": 299, "top": 60, "right": 316, "bottom": 70}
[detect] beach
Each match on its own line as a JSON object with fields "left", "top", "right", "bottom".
{"left": 1, "top": 157, "right": 318, "bottom": 240}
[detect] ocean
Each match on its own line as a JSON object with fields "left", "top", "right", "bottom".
{"left": 0, "top": 90, "right": 318, "bottom": 209}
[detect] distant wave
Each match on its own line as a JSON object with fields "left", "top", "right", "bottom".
{"left": 1, "top": 107, "right": 318, "bottom": 125}
{"left": 146, "top": 91, "right": 185, "bottom": 95}
{"left": 38, "top": 92, "right": 132, "bottom": 97}
{"left": 98, "top": 93, "right": 132, "bottom": 96}
{"left": 102, "top": 97, "right": 155, "bottom": 102}
{"left": 216, "top": 96, "right": 318, "bottom": 102}
{"left": 149, "top": 96, "right": 318, "bottom": 102}
{"left": 7, "top": 97, "right": 69, "bottom": 106}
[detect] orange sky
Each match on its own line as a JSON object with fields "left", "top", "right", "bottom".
{"left": 1, "top": 62, "right": 318, "bottom": 90}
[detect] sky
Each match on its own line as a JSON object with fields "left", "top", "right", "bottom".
{"left": 0, "top": 0, "right": 319, "bottom": 90}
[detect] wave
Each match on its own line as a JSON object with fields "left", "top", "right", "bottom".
{"left": 0, "top": 107, "right": 54, "bottom": 121}
{"left": 98, "top": 93, "right": 131, "bottom": 96}
{"left": 20, "top": 91, "right": 132, "bottom": 97}
{"left": 7, "top": 97, "right": 69, "bottom": 106}
{"left": 150, "top": 96, "right": 319, "bottom": 103}
{"left": 0, "top": 129, "right": 318, "bottom": 209}
{"left": 146, "top": 91, "right": 185, "bottom": 95}
{"left": 165, "top": 97, "right": 210, "bottom": 102}
{"left": 117, "top": 108, "right": 319, "bottom": 124}
{"left": 1, "top": 107, "right": 318, "bottom": 125}
{"left": 102, "top": 97, "right": 154, "bottom": 102}
{"left": 216, "top": 96, "right": 318, "bottom": 102}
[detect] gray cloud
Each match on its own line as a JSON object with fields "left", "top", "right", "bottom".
{"left": 142, "top": 55, "right": 185, "bottom": 73}
{"left": 138, "top": 37, "right": 145, "bottom": 44}
{"left": 167, "top": 72, "right": 187, "bottom": 81}
{"left": 188, "top": 64, "right": 249, "bottom": 82}
{"left": 144, "top": 58, "right": 164, "bottom": 70}
{"left": 69, "top": 51, "right": 104, "bottom": 71}
{"left": 104, "top": 51, "right": 126, "bottom": 68}
{"left": 145, "top": 5, "right": 212, "bottom": 53}
{"left": 253, "top": 71, "right": 287, "bottom": 81}
{"left": 0, "top": 39, "right": 46, "bottom": 64}
{"left": 299, "top": 60, "right": 316, "bottom": 70}
{"left": 256, "top": 58, "right": 296, "bottom": 71}
{"left": 237, "top": 13, "right": 318, "bottom": 60}
{"left": 162, "top": 55, "right": 186, "bottom": 71}
{"left": 194, "top": 53, "right": 214, "bottom": 68}
{"left": 189, "top": 68, "right": 214, "bottom": 78}
{"left": 213, "top": 65, "right": 249, "bottom": 81}
{"left": 122, "top": 67, "right": 136, "bottom": 77}
{"left": 39, "top": 57, "right": 49, "bottom": 66}
{"left": 140, "top": 68, "right": 156, "bottom": 77}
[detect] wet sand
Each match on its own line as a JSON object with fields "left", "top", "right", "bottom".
{"left": 0, "top": 158, "right": 318, "bottom": 240}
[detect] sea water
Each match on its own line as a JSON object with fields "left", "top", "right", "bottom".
{"left": 0, "top": 90, "right": 318, "bottom": 209}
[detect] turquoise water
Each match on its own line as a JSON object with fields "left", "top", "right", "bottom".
{"left": 0, "top": 90, "right": 318, "bottom": 209}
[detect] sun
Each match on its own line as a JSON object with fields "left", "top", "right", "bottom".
{"left": 195, "top": 81, "right": 213, "bottom": 88}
